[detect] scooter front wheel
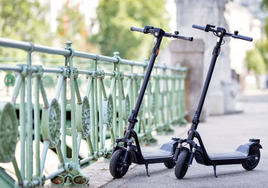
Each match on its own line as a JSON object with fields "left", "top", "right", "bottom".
{"left": 242, "top": 146, "right": 260, "bottom": 170}
{"left": 175, "top": 148, "right": 189, "bottom": 179}
{"left": 109, "top": 149, "right": 130, "bottom": 178}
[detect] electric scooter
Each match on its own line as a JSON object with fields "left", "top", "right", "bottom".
{"left": 109, "top": 26, "right": 193, "bottom": 178}
{"left": 174, "top": 24, "right": 262, "bottom": 179}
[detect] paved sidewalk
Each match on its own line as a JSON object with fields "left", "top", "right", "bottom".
{"left": 85, "top": 90, "right": 268, "bottom": 188}
{"left": 83, "top": 122, "right": 191, "bottom": 188}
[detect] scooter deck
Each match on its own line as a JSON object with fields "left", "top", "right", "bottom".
{"left": 200, "top": 145, "right": 250, "bottom": 165}
{"left": 209, "top": 144, "right": 248, "bottom": 161}
{"left": 209, "top": 151, "right": 247, "bottom": 161}
{"left": 141, "top": 141, "right": 176, "bottom": 162}
{"left": 142, "top": 149, "right": 173, "bottom": 160}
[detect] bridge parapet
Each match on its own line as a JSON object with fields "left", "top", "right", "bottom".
{"left": 0, "top": 37, "right": 187, "bottom": 187}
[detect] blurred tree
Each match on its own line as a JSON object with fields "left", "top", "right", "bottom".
{"left": 248, "top": 1, "right": 268, "bottom": 74}
{"left": 262, "top": 0, "right": 268, "bottom": 38}
{"left": 246, "top": 40, "right": 267, "bottom": 74}
{"left": 0, "top": 0, "right": 52, "bottom": 58}
{"left": 56, "top": 1, "right": 97, "bottom": 53}
{"left": 91, "top": 0, "right": 170, "bottom": 59}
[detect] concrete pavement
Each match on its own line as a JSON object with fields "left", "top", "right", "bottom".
{"left": 83, "top": 120, "right": 191, "bottom": 188}
{"left": 86, "top": 90, "right": 268, "bottom": 188}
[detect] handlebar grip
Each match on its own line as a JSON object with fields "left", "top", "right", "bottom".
{"left": 130, "top": 27, "right": 144, "bottom": 33}
{"left": 175, "top": 35, "right": 193, "bottom": 41}
{"left": 232, "top": 34, "right": 253, "bottom": 42}
{"left": 192, "top": 24, "right": 206, "bottom": 31}
{"left": 164, "top": 33, "right": 193, "bottom": 41}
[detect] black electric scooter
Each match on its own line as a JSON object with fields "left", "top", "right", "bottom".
{"left": 174, "top": 24, "right": 262, "bottom": 179}
{"left": 109, "top": 26, "right": 193, "bottom": 178}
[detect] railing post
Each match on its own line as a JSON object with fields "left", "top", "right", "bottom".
{"left": 59, "top": 67, "right": 68, "bottom": 161}
{"left": 33, "top": 66, "right": 42, "bottom": 179}
{"left": 170, "top": 75, "right": 176, "bottom": 124}
{"left": 159, "top": 64, "right": 174, "bottom": 134}
{"left": 98, "top": 70, "right": 105, "bottom": 150}
{"left": 93, "top": 63, "right": 99, "bottom": 153}
{"left": 26, "top": 43, "right": 34, "bottom": 182}
{"left": 179, "top": 68, "right": 188, "bottom": 125}
{"left": 18, "top": 65, "right": 27, "bottom": 181}
{"left": 113, "top": 52, "right": 124, "bottom": 138}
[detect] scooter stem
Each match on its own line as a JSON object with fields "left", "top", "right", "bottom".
{"left": 189, "top": 28, "right": 225, "bottom": 140}
{"left": 126, "top": 28, "right": 165, "bottom": 139}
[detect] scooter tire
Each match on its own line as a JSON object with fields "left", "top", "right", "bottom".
{"left": 175, "top": 148, "right": 189, "bottom": 179}
{"left": 109, "top": 149, "right": 130, "bottom": 178}
{"left": 164, "top": 159, "right": 176, "bottom": 169}
{"left": 242, "top": 146, "right": 260, "bottom": 170}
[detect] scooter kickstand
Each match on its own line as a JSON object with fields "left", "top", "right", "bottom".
{"left": 145, "top": 164, "right": 150, "bottom": 177}
{"left": 213, "top": 164, "right": 218, "bottom": 178}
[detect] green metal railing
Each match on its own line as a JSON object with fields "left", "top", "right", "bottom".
{"left": 0, "top": 37, "right": 187, "bottom": 187}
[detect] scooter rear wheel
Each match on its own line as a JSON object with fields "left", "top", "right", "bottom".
{"left": 109, "top": 149, "right": 130, "bottom": 178}
{"left": 175, "top": 148, "right": 189, "bottom": 179}
{"left": 164, "top": 159, "right": 176, "bottom": 169}
{"left": 242, "top": 146, "right": 260, "bottom": 170}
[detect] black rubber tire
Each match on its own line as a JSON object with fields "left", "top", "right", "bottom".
{"left": 242, "top": 146, "right": 260, "bottom": 170}
{"left": 175, "top": 148, "right": 189, "bottom": 179}
{"left": 109, "top": 149, "right": 130, "bottom": 178}
{"left": 164, "top": 159, "right": 176, "bottom": 169}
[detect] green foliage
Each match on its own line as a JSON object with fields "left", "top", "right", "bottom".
{"left": 261, "top": 0, "right": 268, "bottom": 70}
{"left": 246, "top": 41, "right": 267, "bottom": 74}
{"left": 0, "top": 0, "right": 52, "bottom": 58}
{"left": 55, "top": 2, "right": 98, "bottom": 53}
{"left": 261, "top": 0, "right": 268, "bottom": 10}
{"left": 91, "top": 0, "right": 170, "bottom": 59}
{"left": 248, "top": 0, "right": 268, "bottom": 74}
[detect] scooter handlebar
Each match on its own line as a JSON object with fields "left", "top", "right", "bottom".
{"left": 231, "top": 34, "right": 253, "bottom": 42}
{"left": 192, "top": 24, "right": 206, "bottom": 31}
{"left": 131, "top": 26, "right": 193, "bottom": 41}
{"left": 130, "top": 26, "right": 144, "bottom": 33}
{"left": 164, "top": 32, "right": 193, "bottom": 41}
{"left": 173, "top": 34, "right": 193, "bottom": 41}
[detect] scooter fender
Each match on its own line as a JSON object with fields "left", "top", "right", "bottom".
{"left": 112, "top": 145, "right": 123, "bottom": 154}
{"left": 112, "top": 146, "right": 133, "bottom": 165}
{"left": 235, "top": 139, "right": 262, "bottom": 156}
{"left": 159, "top": 141, "right": 179, "bottom": 153}
{"left": 129, "top": 147, "right": 140, "bottom": 164}
{"left": 245, "top": 139, "right": 262, "bottom": 149}
{"left": 113, "top": 144, "right": 143, "bottom": 164}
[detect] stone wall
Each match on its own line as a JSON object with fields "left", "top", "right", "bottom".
{"left": 168, "top": 39, "right": 207, "bottom": 121}
{"left": 174, "top": 0, "right": 238, "bottom": 115}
